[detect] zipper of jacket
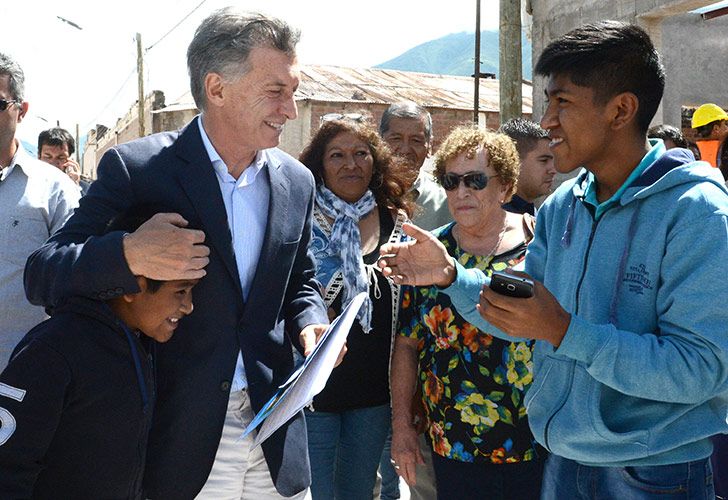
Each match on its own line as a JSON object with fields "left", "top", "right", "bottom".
{"left": 542, "top": 212, "right": 601, "bottom": 452}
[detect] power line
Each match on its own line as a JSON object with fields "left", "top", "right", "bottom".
{"left": 145, "top": 0, "right": 208, "bottom": 52}
{"left": 83, "top": 0, "right": 208, "bottom": 130}
{"left": 83, "top": 66, "right": 137, "bottom": 130}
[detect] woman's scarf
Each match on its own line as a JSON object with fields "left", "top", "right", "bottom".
{"left": 315, "top": 184, "right": 377, "bottom": 332}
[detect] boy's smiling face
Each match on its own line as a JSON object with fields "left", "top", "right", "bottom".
{"left": 125, "top": 278, "right": 198, "bottom": 343}
{"left": 540, "top": 74, "right": 613, "bottom": 175}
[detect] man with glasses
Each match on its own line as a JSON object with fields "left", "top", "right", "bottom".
{"left": 0, "top": 52, "right": 79, "bottom": 370}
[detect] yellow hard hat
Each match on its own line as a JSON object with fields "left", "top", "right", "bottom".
{"left": 692, "top": 103, "right": 728, "bottom": 129}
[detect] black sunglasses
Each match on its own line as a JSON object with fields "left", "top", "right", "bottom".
{"left": 0, "top": 99, "right": 19, "bottom": 112}
{"left": 438, "top": 172, "right": 497, "bottom": 191}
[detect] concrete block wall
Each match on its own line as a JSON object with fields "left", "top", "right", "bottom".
{"left": 278, "top": 101, "right": 510, "bottom": 159}
{"left": 528, "top": 0, "right": 721, "bottom": 128}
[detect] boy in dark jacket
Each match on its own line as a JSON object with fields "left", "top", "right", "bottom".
{"left": 0, "top": 206, "right": 199, "bottom": 498}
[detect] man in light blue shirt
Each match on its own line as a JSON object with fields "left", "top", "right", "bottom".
{"left": 0, "top": 53, "right": 79, "bottom": 369}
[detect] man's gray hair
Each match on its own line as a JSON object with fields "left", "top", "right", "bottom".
{"left": 187, "top": 8, "right": 300, "bottom": 110}
{"left": 379, "top": 101, "right": 433, "bottom": 142}
{"left": 0, "top": 52, "right": 25, "bottom": 102}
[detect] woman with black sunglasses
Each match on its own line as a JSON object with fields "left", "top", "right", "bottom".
{"left": 390, "top": 126, "right": 545, "bottom": 500}
{"left": 298, "top": 113, "right": 415, "bottom": 499}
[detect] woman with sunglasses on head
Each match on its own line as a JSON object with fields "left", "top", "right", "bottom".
{"left": 298, "top": 113, "right": 415, "bottom": 499}
{"left": 390, "top": 126, "right": 544, "bottom": 500}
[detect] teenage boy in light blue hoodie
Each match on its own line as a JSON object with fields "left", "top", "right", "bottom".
{"left": 378, "top": 20, "right": 728, "bottom": 499}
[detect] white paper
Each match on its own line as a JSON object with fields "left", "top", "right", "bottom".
{"left": 243, "top": 292, "right": 367, "bottom": 447}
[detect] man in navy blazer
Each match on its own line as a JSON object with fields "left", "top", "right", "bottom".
{"left": 24, "top": 9, "right": 328, "bottom": 499}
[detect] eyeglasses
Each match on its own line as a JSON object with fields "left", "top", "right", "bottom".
{"left": 0, "top": 99, "right": 20, "bottom": 112}
{"left": 438, "top": 172, "right": 497, "bottom": 191}
{"left": 320, "top": 112, "right": 365, "bottom": 124}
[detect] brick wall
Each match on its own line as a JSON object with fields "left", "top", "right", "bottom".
{"left": 304, "top": 101, "right": 522, "bottom": 154}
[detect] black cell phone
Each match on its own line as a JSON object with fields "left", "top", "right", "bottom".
{"left": 486, "top": 271, "right": 534, "bottom": 298}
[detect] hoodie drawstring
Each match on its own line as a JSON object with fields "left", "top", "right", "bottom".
{"left": 561, "top": 194, "right": 577, "bottom": 248}
{"left": 608, "top": 209, "right": 640, "bottom": 325}
{"left": 120, "top": 323, "right": 150, "bottom": 412}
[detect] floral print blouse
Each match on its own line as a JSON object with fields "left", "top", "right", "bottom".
{"left": 399, "top": 221, "right": 538, "bottom": 464}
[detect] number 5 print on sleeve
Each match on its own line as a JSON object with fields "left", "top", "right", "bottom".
{"left": 0, "top": 382, "right": 26, "bottom": 445}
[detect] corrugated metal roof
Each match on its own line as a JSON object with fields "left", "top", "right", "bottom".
{"left": 166, "top": 64, "right": 532, "bottom": 113}
{"left": 296, "top": 65, "right": 532, "bottom": 112}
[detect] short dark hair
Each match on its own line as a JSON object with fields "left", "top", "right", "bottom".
{"left": 535, "top": 20, "right": 665, "bottom": 133}
{"left": 498, "top": 118, "right": 549, "bottom": 158}
{"left": 379, "top": 101, "right": 433, "bottom": 143}
{"left": 299, "top": 116, "right": 415, "bottom": 217}
{"left": 647, "top": 124, "right": 688, "bottom": 148}
{"left": 105, "top": 205, "right": 172, "bottom": 293}
{"left": 38, "top": 128, "right": 75, "bottom": 156}
{"left": 187, "top": 9, "right": 300, "bottom": 111}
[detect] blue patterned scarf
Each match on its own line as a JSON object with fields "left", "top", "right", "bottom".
{"left": 315, "top": 185, "right": 377, "bottom": 332}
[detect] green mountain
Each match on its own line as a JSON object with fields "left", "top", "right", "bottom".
{"left": 375, "top": 30, "right": 532, "bottom": 80}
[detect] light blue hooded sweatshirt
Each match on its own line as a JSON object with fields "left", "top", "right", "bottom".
{"left": 445, "top": 144, "right": 728, "bottom": 467}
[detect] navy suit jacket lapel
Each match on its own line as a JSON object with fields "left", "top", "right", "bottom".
{"left": 173, "top": 117, "right": 243, "bottom": 298}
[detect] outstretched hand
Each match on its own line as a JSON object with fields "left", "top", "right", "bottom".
{"left": 378, "top": 222, "right": 456, "bottom": 287}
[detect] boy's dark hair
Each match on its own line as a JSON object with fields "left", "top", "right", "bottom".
{"left": 38, "top": 127, "right": 76, "bottom": 156}
{"left": 105, "top": 205, "right": 170, "bottom": 293}
{"left": 647, "top": 124, "right": 688, "bottom": 148}
{"left": 535, "top": 20, "right": 665, "bottom": 134}
{"left": 499, "top": 118, "right": 549, "bottom": 158}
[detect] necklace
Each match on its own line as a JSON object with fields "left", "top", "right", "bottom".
{"left": 454, "top": 211, "right": 508, "bottom": 258}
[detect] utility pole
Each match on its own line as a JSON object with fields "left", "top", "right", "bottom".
{"left": 499, "top": 0, "right": 522, "bottom": 123}
{"left": 75, "top": 123, "right": 80, "bottom": 164}
{"left": 473, "top": 0, "right": 481, "bottom": 124}
{"left": 136, "top": 33, "right": 146, "bottom": 137}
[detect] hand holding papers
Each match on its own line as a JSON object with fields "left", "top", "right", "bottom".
{"left": 244, "top": 292, "right": 367, "bottom": 447}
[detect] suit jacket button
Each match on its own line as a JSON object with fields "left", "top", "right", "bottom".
{"left": 115, "top": 287, "right": 123, "bottom": 294}
{"left": 220, "top": 381, "right": 231, "bottom": 392}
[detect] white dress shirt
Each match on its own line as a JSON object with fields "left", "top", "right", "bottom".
{"left": 0, "top": 143, "right": 80, "bottom": 369}
{"left": 199, "top": 119, "right": 270, "bottom": 392}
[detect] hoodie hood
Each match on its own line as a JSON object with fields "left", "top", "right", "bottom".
{"left": 54, "top": 296, "right": 153, "bottom": 411}
{"left": 624, "top": 147, "right": 728, "bottom": 201}
{"left": 561, "top": 148, "right": 727, "bottom": 249}
{"left": 570, "top": 148, "right": 727, "bottom": 204}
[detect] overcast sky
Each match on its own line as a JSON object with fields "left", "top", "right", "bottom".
{"left": 1, "top": 0, "right": 501, "bottom": 145}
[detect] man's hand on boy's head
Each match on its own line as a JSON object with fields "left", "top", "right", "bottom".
{"left": 477, "top": 278, "right": 571, "bottom": 347}
{"left": 122, "top": 213, "right": 210, "bottom": 281}
{"left": 300, "top": 324, "right": 347, "bottom": 367}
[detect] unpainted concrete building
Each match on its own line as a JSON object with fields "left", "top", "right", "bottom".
{"left": 527, "top": 0, "right": 728, "bottom": 133}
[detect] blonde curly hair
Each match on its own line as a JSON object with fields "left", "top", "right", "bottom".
{"left": 433, "top": 126, "right": 520, "bottom": 201}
